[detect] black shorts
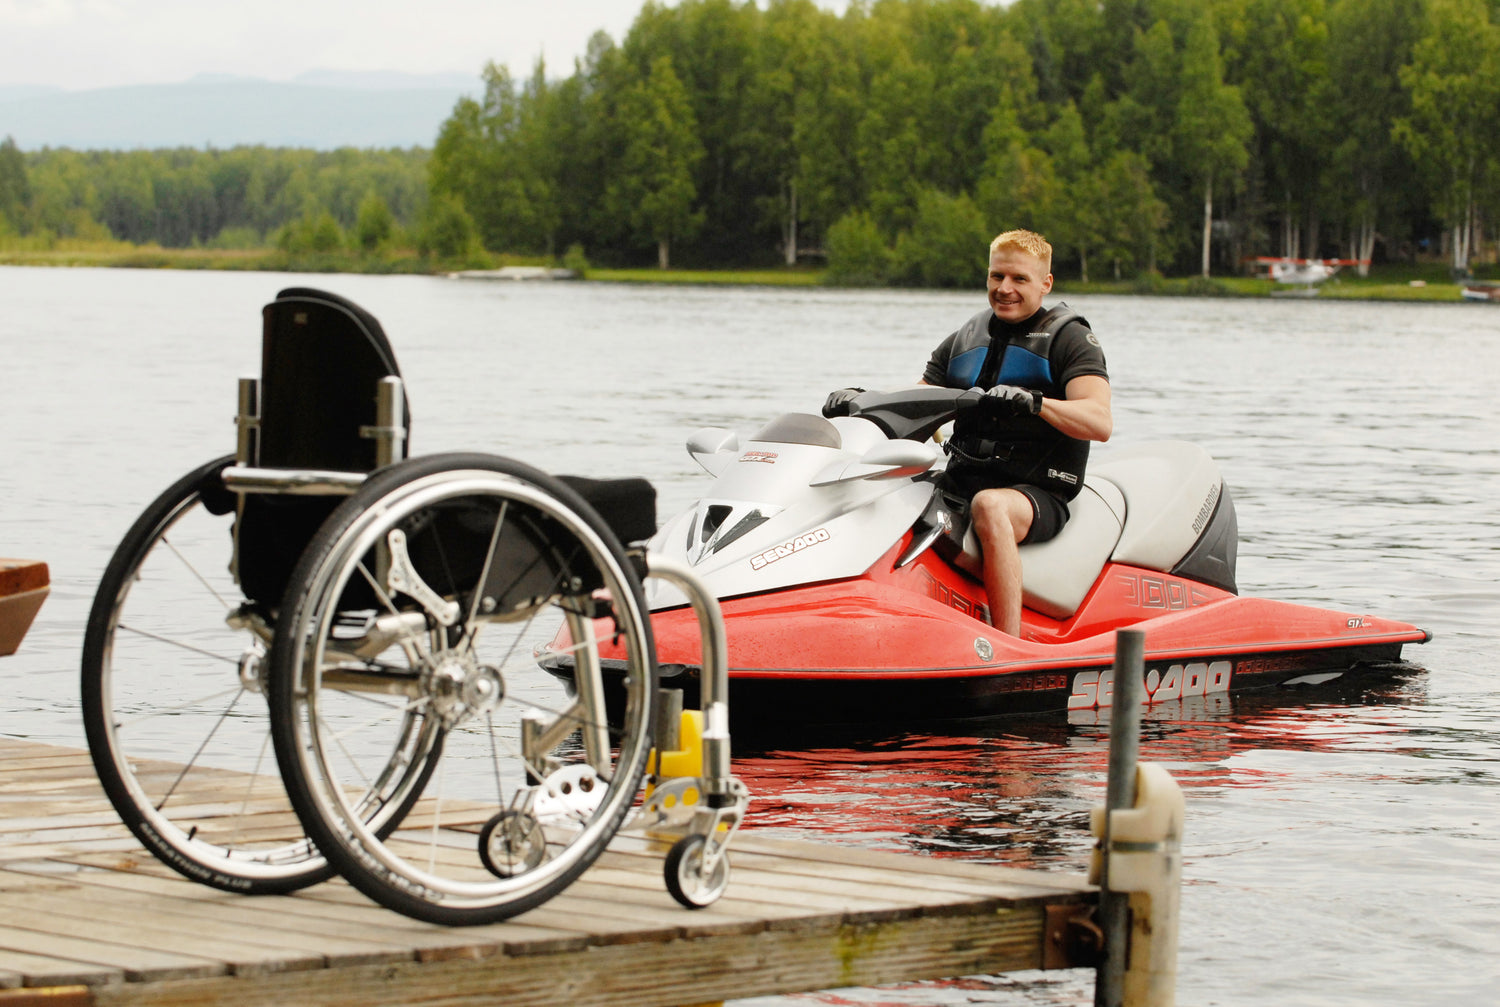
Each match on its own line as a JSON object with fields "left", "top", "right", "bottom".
{"left": 1012, "top": 485, "right": 1070, "bottom": 545}
{"left": 940, "top": 468, "right": 1070, "bottom": 545}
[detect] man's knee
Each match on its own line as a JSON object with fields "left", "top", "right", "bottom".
{"left": 972, "top": 488, "right": 1032, "bottom": 546}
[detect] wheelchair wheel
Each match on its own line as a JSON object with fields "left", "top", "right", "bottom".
{"left": 268, "top": 453, "right": 656, "bottom": 925}
{"left": 81, "top": 456, "right": 333, "bottom": 894}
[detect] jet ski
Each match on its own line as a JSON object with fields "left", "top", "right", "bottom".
{"left": 538, "top": 387, "right": 1428, "bottom": 726}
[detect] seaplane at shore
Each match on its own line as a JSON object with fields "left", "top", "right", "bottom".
{"left": 1248, "top": 256, "right": 1368, "bottom": 294}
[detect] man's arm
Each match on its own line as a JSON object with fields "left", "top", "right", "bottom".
{"left": 1040, "top": 375, "right": 1112, "bottom": 442}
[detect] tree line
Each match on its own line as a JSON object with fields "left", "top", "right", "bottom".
{"left": 4, "top": 0, "right": 1498, "bottom": 283}
{"left": 0, "top": 143, "right": 429, "bottom": 255}
{"left": 427, "top": 0, "right": 1498, "bottom": 281}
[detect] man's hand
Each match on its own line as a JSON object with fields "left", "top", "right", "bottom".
{"left": 822, "top": 387, "right": 865, "bottom": 417}
{"left": 982, "top": 384, "right": 1043, "bottom": 416}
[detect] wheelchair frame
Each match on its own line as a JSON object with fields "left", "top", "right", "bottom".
{"left": 82, "top": 288, "right": 747, "bottom": 923}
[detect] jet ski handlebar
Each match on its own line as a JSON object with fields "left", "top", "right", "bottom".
{"left": 827, "top": 386, "right": 984, "bottom": 442}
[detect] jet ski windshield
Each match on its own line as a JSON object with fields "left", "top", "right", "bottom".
{"left": 750, "top": 413, "right": 842, "bottom": 448}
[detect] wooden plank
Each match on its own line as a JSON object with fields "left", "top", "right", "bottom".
{"left": 0, "top": 946, "right": 124, "bottom": 989}
{"left": 0, "top": 888, "right": 401, "bottom": 972}
{"left": 0, "top": 891, "right": 327, "bottom": 978}
{"left": 79, "top": 908, "right": 1051, "bottom": 1007}
{"left": 1, "top": 865, "right": 526, "bottom": 963}
{"left": 711, "top": 833, "right": 1097, "bottom": 894}
{"left": 0, "top": 920, "right": 221, "bottom": 984}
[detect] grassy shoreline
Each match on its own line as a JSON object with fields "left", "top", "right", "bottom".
{"left": 0, "top": 243, "right": 1489, "bottom": 301}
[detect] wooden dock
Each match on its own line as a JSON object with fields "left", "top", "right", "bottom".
{"left": 0, "top": 737, "right": 1100, "bottom": 1007}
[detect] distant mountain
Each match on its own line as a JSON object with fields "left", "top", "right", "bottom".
{"left": 0, "top": 84, "right": 64, "bottom": 103}
{"left": 0, "top": 74, "right": 483, "bottom": 151}
{"left": 291, "top": 70, "right": 482, "bottom": 91}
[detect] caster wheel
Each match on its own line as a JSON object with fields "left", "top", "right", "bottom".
{"left": 479, "top": 810, "right": 547, "bottom": 878}
{"left": 664, "top": 833, "right": 730, "bottom": 909}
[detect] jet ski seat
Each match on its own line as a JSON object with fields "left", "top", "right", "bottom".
{"left": 955, "top": 440, "right": 1237, "bottom": 618}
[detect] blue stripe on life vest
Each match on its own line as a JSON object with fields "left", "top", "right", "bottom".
{"left": 997, "top": 346, "right": 1052, "bottom": 388}
{"left": 947, "top": 346, "right": 988, "bottom": 387}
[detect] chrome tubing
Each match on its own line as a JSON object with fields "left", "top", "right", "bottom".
{"left": 641, "top": 555, "right": 732, "bottom": 795}
{"left": 221, "top": 466, "right": 367, "bottom": 495}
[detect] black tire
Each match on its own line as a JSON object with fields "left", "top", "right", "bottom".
{"left": 268, "top": 452, "right": 657, "bottom": 925}
{"left": 81, "top": 456, "right": 333, "bottom": 894}
{"left": 664, "top": 833, "right": 730, "bottom": 909}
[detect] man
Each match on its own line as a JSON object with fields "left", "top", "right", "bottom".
{"left": 923, "top": 230, "right": 1111, "bottom": 636}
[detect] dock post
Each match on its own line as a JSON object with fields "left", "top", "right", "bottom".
{"left": 1091, "top": 629, "right": 1184, "bottom": 1007}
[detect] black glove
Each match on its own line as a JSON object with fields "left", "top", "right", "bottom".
{"left": 982, "top": 384, "right": 1043, "bottom": 416}
{"left": 822, "top": 387, "right": 865, "bottom": 417}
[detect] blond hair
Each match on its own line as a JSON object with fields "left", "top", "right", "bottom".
{"left": 989, "top": 229, "right": 1052, "bottom": 274}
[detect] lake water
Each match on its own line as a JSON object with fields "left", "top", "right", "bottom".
{"left": 2, "top": 266, "right": 1497, "bottom": 1005}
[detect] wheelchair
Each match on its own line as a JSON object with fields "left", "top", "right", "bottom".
{"left": 82, "top": 288, "right": 746, "bottom": 924}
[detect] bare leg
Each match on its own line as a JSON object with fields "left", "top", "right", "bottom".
{"left": 969, "top": 487, "right": 1034, "bottom": 636}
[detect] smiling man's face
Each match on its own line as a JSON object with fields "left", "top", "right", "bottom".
{"left": 986, "top": 247, "right": 1053, "bottom": 323}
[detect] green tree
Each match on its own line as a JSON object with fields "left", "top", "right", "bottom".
{"left": 428, "top": 61, "right": 562, "bottom": 254}
{"left": 1394, "top": 0, "right": 1500, "bottom": 273}
{"left": 1324, "top": 0, "right": 1424, "bottom": 271}
{"left": 782, "top": 3, "right": 868, "bottom": 256}
{"left": 607, "top": 55, "right": 705, "bottom": 268}
{"left": 0, "top": 136, "right": 29, "bottom": 234}
{"left": 824, "top": 209, "right": 896, "bottom": 286}
{"left": 975, "top": 98, "right": 1058, "bottom": 237}
{"left": 277, "top": 208, "right": 344, "bottom": 254}
{"left": 419, "top": 191, "right": 481, "bottom": 260}
{"left": 1174, "top": 13, "right": 1253, "bottom": 276}
{"left": 22, "top": 149, "right": 102, "bottom": 239}
{"left": 1096, "top": 149, "right": 1169, "bottom": 278}
{"left": 1036, "top": 102, "right": 1106, "bottom": 281}
{"left": 355, "top": 189, "right": 395, "bottom": 252}
{"left": 893, "top": 188, "right": 991, "bottom": 287}
{"left": 97, "top": 155, "right": 156, "bottom": 244}
{"left": 622, "top": 0, "right": 772, "bottom": 263}
{"left": 1010, "top": 0, "right": 1110, "bottom": 110}
{"left": 152, "top": 154, "right": 219, "bottom": 246}
{"left": 755, "top": 0, "right": 852, "bottom": 264}
{"left": 1221, "top": 0, "right": 1332, "bottom": 259}
{"left": 1093, "top": 17, "right": 1190, "bottom": 272}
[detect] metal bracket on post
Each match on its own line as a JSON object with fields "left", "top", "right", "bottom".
{"left": 235, "top": 377, "right": 260, "bottom": 466}
{"left": 1045, "top": 903, "right": 1104, "bottom": 970}
{"left": 361, "top": 375, "right": 407, "bottom": 468}
{"left": 1090, "top": 628, "right": 1184, "bottom": 1007}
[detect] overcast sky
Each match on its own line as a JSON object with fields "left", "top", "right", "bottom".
{"left": 0, "top": 0, "right": 852, "bottom": 91}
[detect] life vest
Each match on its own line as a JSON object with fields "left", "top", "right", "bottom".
{"left": 944, "top": 304, "right": 1092, "bottom": 500}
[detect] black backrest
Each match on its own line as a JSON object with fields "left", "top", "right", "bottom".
{"left": 257, "top": 287, "right": 409, "bottom": 470}
{"left": 238, "top": 288, "right": 409, "bottom": 606}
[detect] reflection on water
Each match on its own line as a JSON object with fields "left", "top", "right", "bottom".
{"left": 734, "top": 674, "right": 1427, "bottom": 870}
{"left": 2, "top": 268, "right": 1498, "bottom": 1006}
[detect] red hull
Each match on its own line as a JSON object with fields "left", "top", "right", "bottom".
{"left": 553, "top": 536, "right": 1428, "bottom": 725}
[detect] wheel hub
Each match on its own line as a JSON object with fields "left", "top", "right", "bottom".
{"left": 423, "top": 652, "right": 505, "bottom": 725}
